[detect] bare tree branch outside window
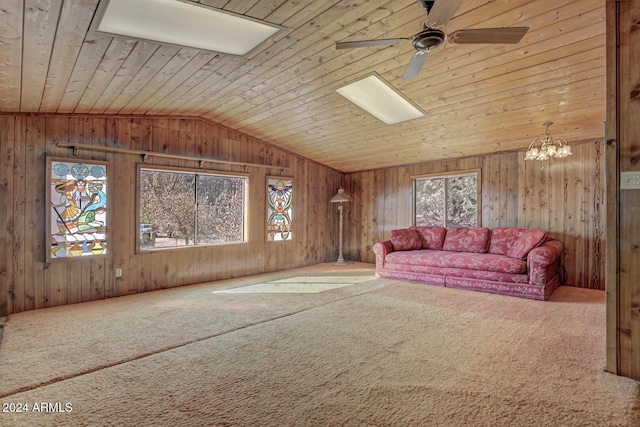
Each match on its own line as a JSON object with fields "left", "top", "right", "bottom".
{"left": 414, "top": 172, "right": 478, "bottom": 228}
{"left": 139, "top": 168, "right": 246, "bottom": 249}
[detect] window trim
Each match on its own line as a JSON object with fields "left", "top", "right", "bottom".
{"left": 411, "top": 168, "right": 482, "bottom": 228}
{"left": 136, "top": 164, "right": 249, "bottom": 253}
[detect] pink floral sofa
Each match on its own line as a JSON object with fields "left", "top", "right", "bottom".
{"left": 373, "top": 226, "right": 564, "bottom": 300}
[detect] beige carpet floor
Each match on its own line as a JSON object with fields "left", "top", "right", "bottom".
{"left": 0, "top": 262, "right": 638, "bottom": 426}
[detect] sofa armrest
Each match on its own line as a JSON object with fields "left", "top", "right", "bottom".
{"left": 373, "top": 240, "right": 394, "bottom": 269}
{"left": 527, "top": 239, "right": 563, "bottom": 286}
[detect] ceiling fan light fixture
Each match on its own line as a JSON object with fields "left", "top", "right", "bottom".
{"left": 411, "top": 27, "right": 445, "bottom": 50}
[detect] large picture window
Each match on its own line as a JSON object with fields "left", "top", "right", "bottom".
{"left": 139, "top": 167, "right": 247, "bottom": 250}
{"left": 47, "top": 158, "right": 109, "bottom": 260}
{"left": 413, "top": 170, "right": 480, "bottom": 228}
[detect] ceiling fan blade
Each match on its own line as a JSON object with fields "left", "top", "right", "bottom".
{"left": 425, "top": 0, "right": 464, "bottom": 26}
{"left": 402, "top": 50, "right": 430, "bottom": 80}
{"left": 336, "top": 38, "right": 407, "bottom": 50}
{"left": 417, "top": 0, "right": 435, "bottom": 14}
{"left": 448, "top": 27, "right": 529, "bottom": 44}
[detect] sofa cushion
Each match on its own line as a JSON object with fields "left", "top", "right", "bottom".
{"left": 442, "top": 227, "right": 490, "bottom": 253}
{"left": 385, "top": 250, "right": 527, "bottom": 274}
{"left": 489, "top": 227, "right": 548, "bottom": 259}
{"left": 409, "top": 226, "right": 447, "bottom": 250}
{"left": 389, "top": 228, "right": 422, "bottom": 251}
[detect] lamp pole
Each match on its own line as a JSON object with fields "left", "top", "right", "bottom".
{"left": 336, "top": 202, "right": 346, "bottom": 265}
{"left": 330, "top": 188, "right": 352, "bottom": 266}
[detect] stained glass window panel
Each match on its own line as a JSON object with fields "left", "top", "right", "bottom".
{"left": 48, "top": 159, "right": 108, "bottom": 259}
{"left": 267, "top": 178, "right": 293, "bottom": 241}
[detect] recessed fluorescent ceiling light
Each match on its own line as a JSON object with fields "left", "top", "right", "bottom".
{"left": 335, "top": 74, "right": 425, "bottom": 125}
{"left": 96, "top": 0, "right": 282, "bottom": 56}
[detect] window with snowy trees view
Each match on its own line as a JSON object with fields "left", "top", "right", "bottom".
{"left": 413, "top": 171, "right": 480, "bottom": 228}
{"left": 138, "top": 167, "right": 246, "bottom": 250}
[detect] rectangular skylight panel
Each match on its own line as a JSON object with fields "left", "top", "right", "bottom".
{"left": 335, "top": 75, "right": 425, "bottom": 125}
{"left": 97, "top": 0, "right": 282, "bottom": 56}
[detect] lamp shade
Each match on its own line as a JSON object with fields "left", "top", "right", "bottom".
{"left": 330, "top": 188, "right": 353, "bottom": 203}
{"left": 524, "top": 121, "right": 572, "bottom": 161}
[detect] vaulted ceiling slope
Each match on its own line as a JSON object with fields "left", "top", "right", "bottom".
{"left": 0, "top": 0, "right": 605, "bottom": 172}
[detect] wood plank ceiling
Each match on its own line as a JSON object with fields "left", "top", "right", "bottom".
{"left": 0, "top": 0, "right": 605, "bottom": 172}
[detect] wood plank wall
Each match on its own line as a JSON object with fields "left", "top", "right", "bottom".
{"left": 0, "top": 113, "right": 606, "bottom": 316}
{"left": 0, "top": 114, "right": 342, "bottom": 316}
{"left": 606, "top": 0, "right": 640, "bottom": 381}
{"left": 343, "top": 139, "right": 605, "bottom": 290}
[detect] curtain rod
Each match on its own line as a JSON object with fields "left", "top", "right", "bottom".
{"left": 54, "top": 142, "right": 290, "bottom": 172}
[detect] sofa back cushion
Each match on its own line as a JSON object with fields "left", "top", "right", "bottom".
{"left": 409, "top": 226, "right": 447, "bottom": 250}
{"left": 489, "top": 227, "right": 548, "bottom": 259}
{"left": 442, "top": 227, "right": 490, "bottom": 253}
{"left": 389, "top": 228, "right": 422, "bottom": 251}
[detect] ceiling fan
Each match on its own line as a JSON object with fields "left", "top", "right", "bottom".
{"left": 335, "top": 0, "right": 529, "bottom": 80}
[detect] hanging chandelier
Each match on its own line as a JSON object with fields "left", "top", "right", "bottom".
{"left": 524, "top": 121, "right": 572, "bottom": 161}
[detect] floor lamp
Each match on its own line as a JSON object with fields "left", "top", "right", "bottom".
{"left": 330, "top": 188, "right": 353, "bottom": 265}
